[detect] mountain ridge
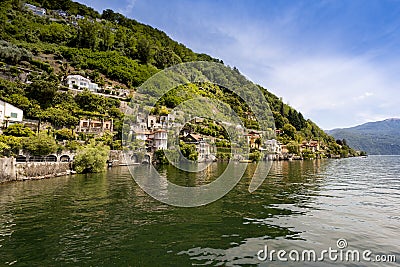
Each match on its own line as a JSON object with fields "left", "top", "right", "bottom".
{"left": 327, "top": 118, "right": 400, "bottom": 155}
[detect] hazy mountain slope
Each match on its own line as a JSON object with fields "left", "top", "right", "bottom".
{"left": 327, "top": 119, "right": 400, "bottom": 155}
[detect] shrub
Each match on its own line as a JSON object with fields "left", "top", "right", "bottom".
{"left": 302, "top": 149, "right": 315, "bottom": 159}
{"left": 154, "top": 149, "right": 169, "bottom": 164}
{"left": 23, "top": 133, "right": 57, "bottom": 156}
{"left": 249, "top": 151, "right": 262, "bottom": 162}
{"left": 0, "top": 40, "right": 32, "bottom": 64}
{"left": 30, "top": 59, "right": 53, "bottom": 73}
{"left": 3, "top": 124, "right": 34, "bottom": 137}
{"left": 56, "top": 128, "right": 76, "bottom": 141}
{"left": 0, "top": 141, "right": 11, "bottom": 156}
{"left": 0, "top": 135, "right": 23, "bottom": 155}
{"left": 73, "top": 142, "right": 110, "bottom": 173}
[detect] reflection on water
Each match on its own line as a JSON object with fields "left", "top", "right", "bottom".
{"left": 0, "top": 156, "right": 399, "bottom": 266}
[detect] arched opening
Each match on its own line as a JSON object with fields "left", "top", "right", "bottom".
{"left": 60, "top": 155, "right": 71, "bottom": 162}
{"left": 142, "top": 154, "right": 151, "bottom": 164}
{"left": 131, "top": 154, "right": 139, "bottom": 164}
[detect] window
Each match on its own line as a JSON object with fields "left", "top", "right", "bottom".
{"left": 10, "top": 112, "right": 18, "bottom": 118}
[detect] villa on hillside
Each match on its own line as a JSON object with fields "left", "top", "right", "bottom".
{"left": 151, "top": 130, "right": 168, "bottom": 151}
{"left": 245, "top": 131, "right": 262, "bottom": 149}
{"left": 300, "top": 140, "right": 320, "bottom": 153}
{"left": 24, "top": 3, "right": 46, "bottom": 16}
{"left": 0, "top": 100, "right": 23, "bottom": 128}
{"left": 131, "top": 129, "right": 167, "bottom": 152}
{"left": 76, "top": 118, "right": 114, "bottom": 134}
{"left": 183, "top": 133, "right": 213, "bottom": 162}
{"left": 265, "top": 139, "right": 282, "bottom": 154}
{"left": 64, "top": 75, "right": 99, "bottom": 92}
{"left": 62, "top": 75, "right": 131, "bottom": 98}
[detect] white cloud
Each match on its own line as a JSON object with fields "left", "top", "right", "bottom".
{"left": 118, "top": 0, "right": 137, "bottom": 16}
{"left": 107, "top": 0, "right": 400, "bottom": 129}
{"left": 189, "top": 15, "right": 400, "bottom": 129}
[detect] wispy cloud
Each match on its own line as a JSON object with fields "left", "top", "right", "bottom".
{"left": 180, "top": 3, "right": 400, "bottom": 129}
{"left": 76, "top": 0, "right": 400, "bottom": 129}
{"left": 118, "top": 0, "right": 137, "bottom": 16}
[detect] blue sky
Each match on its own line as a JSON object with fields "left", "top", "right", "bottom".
{"left": 77, "top": 0, "right": 400, "bottom": 129}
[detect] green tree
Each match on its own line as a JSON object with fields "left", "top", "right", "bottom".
{"left": 286, "top": 141, "right": 300, "bottom": 155}
{"left": 136, "top": 37, "right": 151, "bottom": 63}
{"left": 302, "top": 149, "right": 315, "bottom": 159}
{"left": 73, "top": 142, "right": 110, "bottom": 173}
{"left": 0, "top": 141, "right": 10, "bottom": 156}
{"left": 99, "top": 21, "right": 115, "bottom": 51}
{"left": 272, "top": 111, "right": 285, "bottom": 129}
{"left": 249, "top": 150, "right": 262, "bottom": 161}
{"left": 75, "top": 89, "right": 107, "bottom": 113}
{"left": 42, "top": 107, "right": 79, "bottom": 127}
{"left": 279, "top": 101, "right": 285, "bottom": 116}
{"left": 3, "top": 124, "right": 34, "bottom": 137}
{"left": 27, "top": 80, "right": 58, "bottom": 108}
{"left": 77, "top": 19, "right": 100, "bottom": 50}
{"left": 154, "top": 48, "right": 182, "bottom": 69}
{"left": 23, "top": 133, "right": 57, "bottom": 156}
{"left": 0, "top": 135, "right": 23, "bottom": 155}
{"left": 56, "top": 128, "right": 76, "bottom": 141}
{"left": 179, "top": 141, "right": 198, "bottom": 161}
{"left": 283, "top": 123, "right": 296, "bottom": 140}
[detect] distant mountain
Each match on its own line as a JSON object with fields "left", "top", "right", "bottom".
{"left": 327, "top": 119, "right": 400, "bottom": 155}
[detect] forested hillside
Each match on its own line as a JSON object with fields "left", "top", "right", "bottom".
{"left": 328, "top": 119, "right": 400, "bottom": 155}
{"left": 0, "top": 0, "right": 359, "bottom": 158}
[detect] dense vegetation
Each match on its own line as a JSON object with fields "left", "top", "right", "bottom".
{"left": 0, "top": 0, "right": 361, "bottom": 159}
{"left": 73, "top": 141, "right": 110, "bottom": 173}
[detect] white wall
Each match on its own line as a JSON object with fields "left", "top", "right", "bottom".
{"left": 0, "top": 100, "right": 23, "bottom": 126}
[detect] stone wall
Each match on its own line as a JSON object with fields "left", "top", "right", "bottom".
{"left": 109, "top": 150, "right": 125, "bottom": 166}
{"left": 15, "top": 162, "right": 72, "bottom": 181}
{"left": 0, "top": 158, "right": 16, "bottom": 183}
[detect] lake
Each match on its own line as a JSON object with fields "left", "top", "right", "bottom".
{"left": 0, "top": 156, "right": 399, "bottom": 266}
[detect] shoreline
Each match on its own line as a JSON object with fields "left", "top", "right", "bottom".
{"left": 0, "top": 155, "right": 367, "bottom": 185}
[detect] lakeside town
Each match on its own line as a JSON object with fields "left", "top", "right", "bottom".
{"left": 0, "top": 2, "right": 398, "bottom": 267}
{"left": 0, "top": 1, "right": 364, "bottom": 183}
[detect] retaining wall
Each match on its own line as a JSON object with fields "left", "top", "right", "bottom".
{"left": 15, "top": 162, "right": 71, "bottom": 181}
{"left": 0, "top": 158, "right": 16, "bottom": 183}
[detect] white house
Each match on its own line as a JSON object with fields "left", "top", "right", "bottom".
{"left": 182, "top": 133, "right": 213, "bottom": 162}
{"left": 152, "top": 130, "right": 168, "bottom": 150}
{"left": 65, "top": 75, "right": 99, "bottom": 92}
{"left": 24, "top": 3, "right": 46, "bottom": 16}
{"left": 147, "top": 115, "right": 157, "bottom": 129}
{"left": 265, "top": 139, "right": 282, "bottom": 154}
{"left": 0, "top": 100, "right": 23, "bottom": 128}
{"left": 132, "top": 130, "right": 148, "bottom": 141}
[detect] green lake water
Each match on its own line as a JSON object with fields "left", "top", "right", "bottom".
{"left": 0, "top": 156, "right": 399, "bottom": 266}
